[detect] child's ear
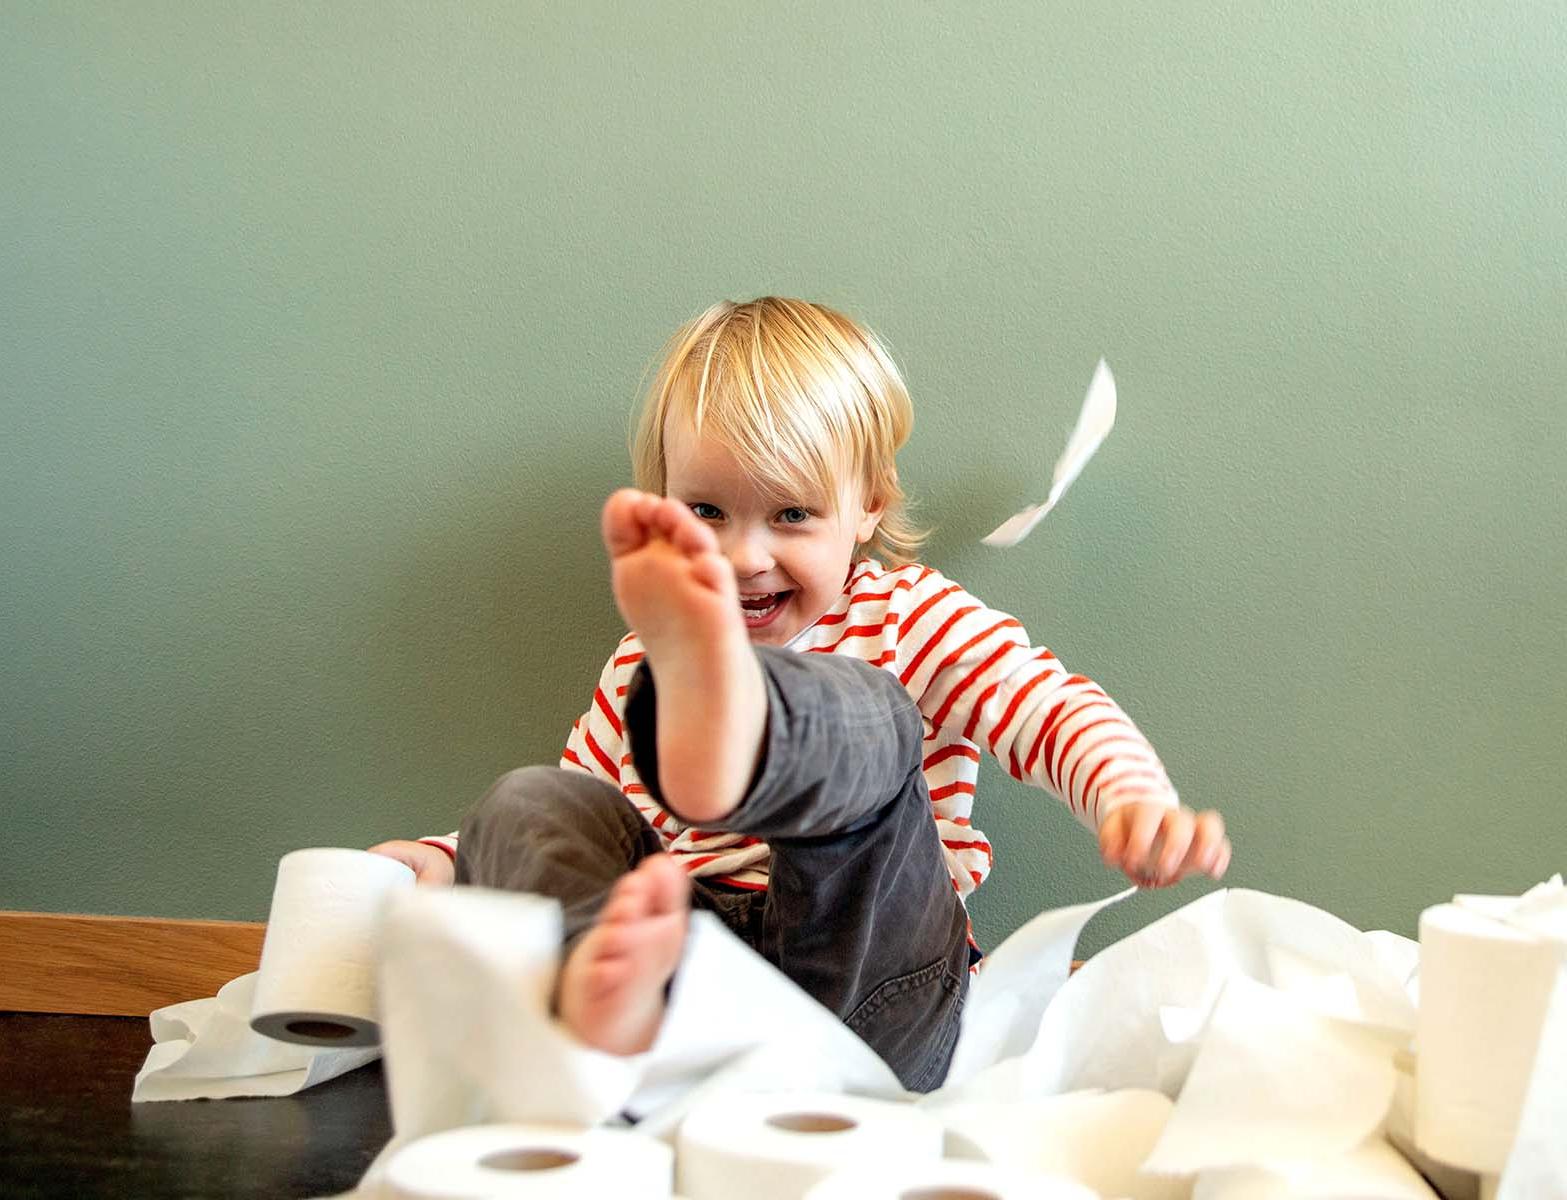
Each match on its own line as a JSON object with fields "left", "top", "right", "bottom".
{"left": 855, "top": 498, "right": 886, "bottom": 545}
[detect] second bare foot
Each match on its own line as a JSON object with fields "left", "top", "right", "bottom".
{"left": 555, "top": 854, "right": 690, "bottom": 1056}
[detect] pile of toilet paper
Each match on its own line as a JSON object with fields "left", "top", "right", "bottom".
{"left": 132, "top": 850, "right": 1566, "bottom": 1198}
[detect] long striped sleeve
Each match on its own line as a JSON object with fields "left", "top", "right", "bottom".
{"left": 794, "top": 560, "right": 1177, "bottom": 896}
{"left": 560, "top": 634, "right": 637, "bottom": 786}
{"left": 886, "top": 566, "right": 1178, "bottom": 829}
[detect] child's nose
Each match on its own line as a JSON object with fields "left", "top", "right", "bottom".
{"left": 724, "top": 529, "right": 775, "bottom": 579}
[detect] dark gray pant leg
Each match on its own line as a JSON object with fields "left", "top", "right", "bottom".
{"left": 625, "top": 646, "right": 970, "bottom": 1092}
{"left": 456, "top": 766, "right": 666, "bottom": 948}
{"left": 456, "top": 765, "right": 762, "bottom": 951}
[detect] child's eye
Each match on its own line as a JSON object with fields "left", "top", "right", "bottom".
{"left": 776, "top": 507, "right": 811, "bottom": 525}
{"left": 689, "top": 502, "right": 723, "bottom": 521}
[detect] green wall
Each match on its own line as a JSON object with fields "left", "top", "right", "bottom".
{"left": 4, "top": 3, "right": 1564, "bottom": 955}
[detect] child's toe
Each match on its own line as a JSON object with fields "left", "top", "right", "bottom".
{"left": 601, "top": 489, "right": 653, "bottom": 556}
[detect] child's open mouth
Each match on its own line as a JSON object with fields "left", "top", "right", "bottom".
{"left": 739, "top": 591, "right": 791, "bottom": 628}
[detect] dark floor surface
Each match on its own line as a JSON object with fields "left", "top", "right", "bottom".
{"left": 0, "top": 1012, "right": 391, "bottom": 1199}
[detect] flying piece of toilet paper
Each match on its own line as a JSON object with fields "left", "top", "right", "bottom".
{"left": 983, "top": 359, "right": 1117, "bottom": 548}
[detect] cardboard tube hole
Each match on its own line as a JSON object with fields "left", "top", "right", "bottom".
{"left": 766, "top": 1112, "right": 859, "bottom": 1134}
{"left": 284, "top": 1019, "right": 355, "bottom": 1040}
{"left": 480, "top": 1148, "right": 580, "bottom": 1172}
{"left": 901, "top": 1190, "right": 1001, "bottom": 1200}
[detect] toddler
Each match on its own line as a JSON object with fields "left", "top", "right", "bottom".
{"left": 372, "top": 297, "right": 1229, "bottom": 1091}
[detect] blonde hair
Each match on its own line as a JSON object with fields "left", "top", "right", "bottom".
{"left": 631, "top": 297, "right": 926, "bottom": 565}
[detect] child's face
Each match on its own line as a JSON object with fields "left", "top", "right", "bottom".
{"left": 663, "top": 419, "right": 883, "bottom": 646}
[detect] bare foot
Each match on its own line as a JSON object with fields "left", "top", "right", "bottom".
{"left": 556, "top": 853, "right": 690, "bottom": 1055}
{"left": 601, "top": 488, "right": 767, "bottom": 824}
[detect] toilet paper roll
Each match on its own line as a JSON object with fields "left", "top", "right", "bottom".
{"left": 936, "top": 1089, "right": 1187, "bottom": 1200}
{"left": 676, "top": 1091, "right": 944, "bottom": 1200}
{"left": 250, "top": 847, "right": 415, "bottom": 1047}
{"left": 1415, "top": 902, "right": 1564, "bottom": 1174}
{"left": 382, "top": 1123, "right": 673, "bottom": 1200}
{"left": 1190, "top": 1137, "right": 1438, "bottom": 1199}
{"left": 1385, "top": 1050, "right": 1479, "bottom": 1200}
{"left": 805, "top": 1159, "right": 1100, "bottom": 1200}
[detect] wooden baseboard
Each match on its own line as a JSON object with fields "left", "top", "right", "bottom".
{"left": 0, "top": 908, "right": 1084, "bottom": 1019}
{"left": 0, "top": 911, "right": 266, "bottom": 1017}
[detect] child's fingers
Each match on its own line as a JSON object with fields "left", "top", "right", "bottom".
{"left": 1211, "top": 840, "right": 1232, "bottom": 880}
{"left": 1119, "top": 804, "right": 1165, "bottom": 878}
{"left": 1186, "top": 810, "right": 1227, "bottom": 877}
{"left": 1097, "top": 809, "right": 1128, "bottom": 865}
{"left": 1154, "top": 811, "right": 1195, "bottom": 881}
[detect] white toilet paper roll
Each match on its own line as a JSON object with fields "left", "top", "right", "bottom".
{"left": 937, "top": 1089, "right": 1187, "bottom": 1200}
{"left": 250, "top": 847, "right": 415, "bottom": 1047}
{"left": 382, "top": 1123, "right": 673, "bottom": 1200}
{"left": 1415, "top": 902, "right": 1564, "bottom": 1174}
{"left": 676, "top": 1091, "right": 944, "bottom": 1200}
{"left": 806, "top": 1159, "right": 1100, "bottom": 1200}
{"left": 1190, "top": 1137, "right": 1438, "bottom": 1199}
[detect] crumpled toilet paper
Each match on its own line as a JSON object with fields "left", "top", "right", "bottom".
{"left": 943, "top": 886, "right": 1132, "bottom": 1087}
{"left": 955, "top": 888, "right": 1419, "bottom": 1105}
{"left": 1141, "top": 975, "right": 1407, "bottom": 1174}
{"left": 918, "top": 890, "right": 1432, "bottom": 1200}
{"left": 133, "top": 972, "right": 378, "bottom": 1102}
{"left": 135, "top": 871, "right": 1567, "bottom": 1200}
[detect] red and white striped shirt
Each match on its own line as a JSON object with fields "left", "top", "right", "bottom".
{"left": 436, "top": 559, "right": 1177, "bottom": 900}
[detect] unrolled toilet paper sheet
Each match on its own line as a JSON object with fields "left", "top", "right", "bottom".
{"left": 374, "top": 885, "right": 644, "bottom": 1139}
{"left": 618, "top": 904, "right": 910, "bottom": 1129}
{"left": 133, "top": 972, "right": 378, "bottom": 1102}
{"left": 1142, "top": 975, "right": 1406, "bottom": 1175}
{"left": 943, "top": 885, "right": 1133, "bottom": 1087}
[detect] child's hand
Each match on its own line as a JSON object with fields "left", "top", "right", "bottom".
{"left": 368, "top": 839, "right": 456, "bottom": 886}
{"left": 1098, "top": 802, "right": 1230, "bottom": 889}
